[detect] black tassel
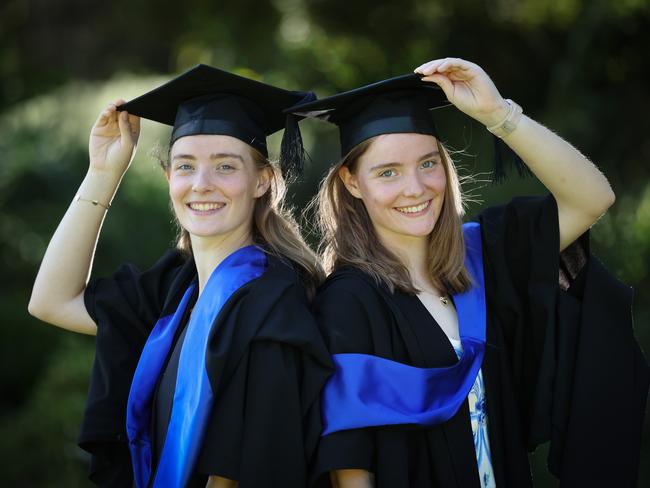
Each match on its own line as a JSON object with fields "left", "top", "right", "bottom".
{"left": 492, "top": 135, "right": 532, "bottom": 184}
{"left": 493, "top": 136, "right": 506, "bottom": 184}
{"left": 280, "top": 91, "right": 317, "bottom": 182}
{"left": 280, "top": 113, "right": 305, "bottom": 182}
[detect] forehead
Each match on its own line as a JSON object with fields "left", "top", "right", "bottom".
{"left": 362, "top": 133, "right": 439, "bottom": 162}
{"left": 170, "top": 134, "right": 253, "bottom": 159}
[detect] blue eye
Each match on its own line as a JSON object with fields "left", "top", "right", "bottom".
{"left": 379, "top": 168, "right": 396, "bottom": 178}
{"left": 422, "top": 160, "right": 439, "bottom": 169}
{"left": 218, "top": 162, "right": 236, "bottom": 171}
{"left": 175, "top": 163, "right": 193, "bottom": 171}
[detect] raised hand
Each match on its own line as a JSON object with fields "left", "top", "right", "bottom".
{"left": 414, "top": 58, "right": 508, "bottom": 128}
{"left": 89, "top": 99, "right": 141, "bottom": 178}
{"left": 30, "top": 98, "right": 142, "bottom": 335}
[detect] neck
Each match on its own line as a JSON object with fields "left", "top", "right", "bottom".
{"left": 191, "top": 227, "right": 254, "bottom": 295}
{"left": 377, "top": 230, "right": 434, "bottom": 291}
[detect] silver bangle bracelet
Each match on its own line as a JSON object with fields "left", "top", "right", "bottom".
{"left": 486, "top": 99, "right": 523, "bottom": 138}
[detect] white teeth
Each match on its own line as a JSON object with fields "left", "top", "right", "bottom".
{"left": 395, "top": 200, "right": 430, "bottom": 214}
{"left": 188, "top": 202, "right": 224, "bottom": 211}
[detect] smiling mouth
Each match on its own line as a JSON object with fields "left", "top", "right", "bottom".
{"left": 187, "top": 202, "right": 226, "bottom": 211}
{"left": 394, "top": 200, "right": 431, "bottom": 215}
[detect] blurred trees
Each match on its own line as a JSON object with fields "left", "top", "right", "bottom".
{"left": 1, "top": 0, "right": 648, "bottom": 485}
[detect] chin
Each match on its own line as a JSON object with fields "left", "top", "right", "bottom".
{"left": 202, "top": 229, "right": 234, "bottom": 237}
{"left": 178, "top": 219, "right": 231, "bottom": 238}
{"left": 406, "top": 229, "right": 435, "bottom": 238}
{"left": 398, "top": 221, "right": 437, "bottom": 238}
{"left": 185, "top": 226, "right": 230, "bottom": 239}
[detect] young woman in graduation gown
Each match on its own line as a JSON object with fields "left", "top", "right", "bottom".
{"left": 28, "top": 65, "right": 332, "bottom": 488}
{"left": 288, "top": 58, "right": 649, "bottom": 487}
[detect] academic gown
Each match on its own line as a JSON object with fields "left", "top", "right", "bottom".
{"left": 78, "top": 249, "right": 332, "bottom": 488}
{"left": 312, "top": 195, "right": 649, "bottom": 488}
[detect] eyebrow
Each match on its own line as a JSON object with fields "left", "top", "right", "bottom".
{"left": 368, "top": 150, "right": 441, "bottom": 172}
{"left": 171, "top": 152, "right": 245, "bottom": 162}
{"left": 418, "top": 150, "right": 441, "bottom": 162}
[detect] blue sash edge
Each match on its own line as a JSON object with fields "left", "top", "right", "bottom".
{"left": 127, "top": 245, "right": 267, "bottom": 487}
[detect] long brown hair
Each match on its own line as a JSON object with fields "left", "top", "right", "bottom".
{"left": 315, "top": 136, "right": 471, "bottom": 295}
{"left": 157, "top": 144, "right": 324, "bottom": 296}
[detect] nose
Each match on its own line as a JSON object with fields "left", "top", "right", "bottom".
{"left": 402, "top": 172, "right": 425, "bottom": 198}
{"left": 191, "top": 167, "right": 215, "bottom": 192}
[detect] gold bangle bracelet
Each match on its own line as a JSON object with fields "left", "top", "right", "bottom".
{"left": 74, "top": 194, "right": 111, "bottom": 210}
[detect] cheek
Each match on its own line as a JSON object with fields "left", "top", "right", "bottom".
{"left": 225, "top": 174, "right": 259, "bottom": 208}
{"left": 168, "top": 179, "right": 184, "bottom": 203}
{"left": 358, "top": 179, "right": 398, "bottom": 209}
{"left": 437, "top": 173, "right": 447, "bottom": 191}
{"left": 425, "top": 170, "right": 447, "bottom": 194}
{"left": 236, "top": 176, "right": 257, "bottom": 199}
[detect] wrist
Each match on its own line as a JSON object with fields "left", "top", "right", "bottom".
{"left": 486, "top": 99, "right": 523, "bottom": 139}
{"left": 478, "top": 98, "right": 510, "bottom": 127}
{"left": 81, "top": 170, "right": 122, "bottom": 204}
{"left": 85, "top": 167, "right": 124, "bottom": 186}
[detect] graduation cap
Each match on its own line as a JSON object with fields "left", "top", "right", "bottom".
{"left": 117, "top": 64, "right": 315, "bottom": 180}
{"left": 286, "top": 72, "right": 528, "bottom": 181}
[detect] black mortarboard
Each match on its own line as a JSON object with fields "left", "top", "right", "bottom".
{"left": 287, "top": 72, "right": 528, "bottom": 181}
{"left": 118, "top": 64, "right": 315, "bottom": 180}
{"left": 286, "top": 74, "right": 446, "bottom": 157}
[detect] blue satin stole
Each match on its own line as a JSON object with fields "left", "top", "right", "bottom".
{"left": 321, "top": 222, "right": 486, "bottom": 435}
{"left": 126, "top": 245, "right": 268, "bottom": 488}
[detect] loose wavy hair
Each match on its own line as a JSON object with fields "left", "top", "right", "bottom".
{"left": 315, "top": 136, "right": 472, "bottom": 295}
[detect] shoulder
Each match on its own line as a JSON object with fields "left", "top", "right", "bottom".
{"left": 313, "top": 267, "right": 394, "bottom": 352}
{"left": 115, "top": 249, "right": 191, "bottom": 293}
{"left": 222, "top": 251, "right": 310, "bottom": 318}
{"left": 151, "top": 248, "right": 189, "bottom": 270}
{"left": 314, "top": 267, "right": 388, "bottom": 325}
{"left": 472, "top": 194, "right": 558, "bottom": 235}
{"left": 130, "top": 248, "right": 189, "bottom": 274}
{"left": 242, "top": 253, "right": 326, "bottom": 352}
{"left": 87, "top": 248, "right": 193, "bottom": 321}
{"left": 469, "top": 195, "right": 561, "bottom": 307}
{"left": 264, "top": 252, "right": 305, "bottom": 284}
{"left": 252, "top": 252, "right": 309, "bottom": 305}
{"left": 465, "top": 195, "right": 559, "bottom": 271}
{"left": 317, "top": 266, "right": 385, "bottom": 305}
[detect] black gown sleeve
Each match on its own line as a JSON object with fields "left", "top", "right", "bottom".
{"left": 547, "top": 253, "right": 649, "bottom": 487}
{"left": 79, "top": 249, "right": 187, "bottom": 487}
{"left": 84, "top": 249, "right": 185, "bottom": 333}
{"left": 195, "top": 340, "right": 307, "bottom": 486}
{"left": 479, "top": 194, "right": 649, "bottom": 486}
{"left": 478, "top": 194, "right": 561, "bottom": 427}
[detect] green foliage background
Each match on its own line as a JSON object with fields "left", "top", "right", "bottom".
{"left": 1, "top": 0, "right": 648, "bottom": 485}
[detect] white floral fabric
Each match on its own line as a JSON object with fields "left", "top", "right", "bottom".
{"left": 449, "top": 337, "right": 496, "bottom": 488}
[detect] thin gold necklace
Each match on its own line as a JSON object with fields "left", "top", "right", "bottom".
{"left": 419, "top": 284, "right": 450, "bottom": 306}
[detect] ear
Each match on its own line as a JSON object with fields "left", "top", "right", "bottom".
{"left": 338, "top": 165, "right": 363, "bottom": 199}
{"left": 254, "top": 166, "right": 272, "bottom": 198}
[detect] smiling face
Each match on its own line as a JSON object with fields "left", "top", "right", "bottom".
{"left": 339, "top": 133, "right": 447, "bottom": 249}
{"left": 166, "top": 134, "right": 270, "bottom": 246}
